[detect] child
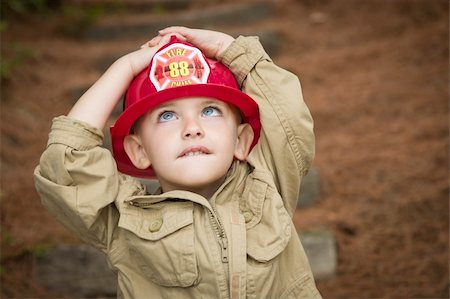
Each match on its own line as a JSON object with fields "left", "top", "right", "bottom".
{"left": 34, "top": 27, "right": 321, "bottom": 299}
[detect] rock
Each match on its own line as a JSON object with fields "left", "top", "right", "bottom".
{"left": 78, "top": 0, "right": 191, "bottom": 13}
{"left": 299, "top": 230, "right": 337, "bottom": 280}
{"left": 33, "top": 245, "right": 117, "bottom": 298}
{"left": 309, "top": 11, "right": 328, "bottom": 24}
{"left": 102, "top": 126, "right": 112, "bottom": 150}
{"left": 85, "top": 2, "right": 274, "bottom": 41}
{"left": 298, "top": 166, "right": 321, "bottom": 208}
{"left": 232, "top": 29, "right": 280, "bottom": 57}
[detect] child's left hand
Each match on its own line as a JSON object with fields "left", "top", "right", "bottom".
{"left": 146, "top": 27, "right": 235, "bottom": 60}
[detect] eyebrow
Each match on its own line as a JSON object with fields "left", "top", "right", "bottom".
{"left": 154, "top": 102, "right": 176, "bottom": 110}
{"left": 202, "top": 99, "right": 225, "bottom": 106}
{"left": 155, "top": 99, "right": 226, "bottom": 110}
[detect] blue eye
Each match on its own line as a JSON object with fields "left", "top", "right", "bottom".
{"left": 158, "top": 111, "right": 177, "bottom": 122}
{"left": 202, "top": 106, "right": 221, "bottom": 117}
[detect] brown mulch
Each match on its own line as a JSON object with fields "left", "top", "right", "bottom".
{"left": 1, "top": 0, "right": 448, "bottom": 298}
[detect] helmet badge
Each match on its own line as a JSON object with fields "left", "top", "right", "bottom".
{"left": 149, "top": 43, "right": 210, "bottom": 91}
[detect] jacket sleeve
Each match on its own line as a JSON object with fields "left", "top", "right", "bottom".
{"left": 219, "top": 36, "right": 315, "bottom": 216}
{"left": 33, "top": 116, "right": 123, "bottom": 251}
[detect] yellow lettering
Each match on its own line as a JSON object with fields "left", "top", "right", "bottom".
{"left": 171, "top": 80, "right": 192, "bottom": 87}
{"left": 176, "top": 48, "right": 186, "bottom": 56}
{"left": 165, "top": 49, "right": 175, "bottom": 58}
{"left": 168, "top": 60, "right": 190, "bottom": 78}
{"left": 165, "top": 48, "right": 186, "bottom": 58}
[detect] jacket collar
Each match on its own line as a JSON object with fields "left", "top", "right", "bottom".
{"left": 125, "top": 160, "right": 249, "bottom": 208}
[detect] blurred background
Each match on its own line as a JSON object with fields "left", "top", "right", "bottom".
{"left": 0, "top": 0, "right": 448, "bottom": 298}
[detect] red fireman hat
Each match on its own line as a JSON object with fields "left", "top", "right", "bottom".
{"left": 110, "top": 36, "right": 261, "bottom": 178}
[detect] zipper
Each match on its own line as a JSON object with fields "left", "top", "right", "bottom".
{"left": 208, "top": 207, "right": 229, "bottom": 263}
{"left": 128, "top": 196, "right": 229, "bottom": 263}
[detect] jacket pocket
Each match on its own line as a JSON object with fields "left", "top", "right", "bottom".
{"left": 240, "top": 172, "right": 292, "bottom": 262}
{"left": 118, "top": 200, "right": 199, "bottom": 287}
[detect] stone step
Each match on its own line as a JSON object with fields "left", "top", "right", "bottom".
{"left": 71, "top": 0, "right": 191, "bottom": 12}
{"left": 33, "top": 245, "right": 117, "bottom": 298}
{"left": 85, "top": 2, "right": 274, "bottom": 41}
{"left": 299, "top": 229, "right": 338, "bottom": 281}
{"left": 298, "top": 166, "right": 321, "bottom": 208}
{"left": 34, "top": 229, "right": 337, "bottom": 297}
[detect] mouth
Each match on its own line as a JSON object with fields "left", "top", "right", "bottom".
{"left": 178, "top": 146, "right": 211, "bottom": 158}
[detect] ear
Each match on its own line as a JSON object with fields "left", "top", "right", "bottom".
{"left": 234, "top": 123, "right": 254, "bottom": 161}
{"left": 123, "top": 134, "right": 152, "bottom": 169}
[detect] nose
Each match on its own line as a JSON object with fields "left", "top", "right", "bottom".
{"left": 182, "top": 117, "right": 204, "bottom": 139}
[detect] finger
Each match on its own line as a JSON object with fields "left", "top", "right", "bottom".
{"left": 140, "top": 32, "right": 187, "bottom": 49}
{"left": 158, "top": 26, "right": 187, "bottom": 34}
{"left": 140, "top": 36, "right": 158, "bottom": 48}
{"left": 140, "top": 41, "right": 150, "bottom": 48}
{"left": 159, "top": 32, "right": 187, "bottom": 44}
{"left": 169, "top": 32, "right": 187, "bottom": 42}
{"left": 148, "top": 35, "right": 163, "bottom": 47}
{"left": 158, "top": 26, "right": 191, "bottom": 38}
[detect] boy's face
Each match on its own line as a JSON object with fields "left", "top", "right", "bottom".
{"left": 126, "top": 97, "right": 253, "bottom": 198}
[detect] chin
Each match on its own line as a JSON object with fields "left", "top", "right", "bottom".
{"left": 165, "top": 172, "right": 226, "bottom": 194}
{"left": 177, "top": 176, "right": 219, "bottom": 190}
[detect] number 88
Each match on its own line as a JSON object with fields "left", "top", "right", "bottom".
{"left": 169, "top": 61, "right": 189, "bottom": 78}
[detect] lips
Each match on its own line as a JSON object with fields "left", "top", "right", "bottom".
{"left": 178, "top": 146, "right": 211, "bottom": 158}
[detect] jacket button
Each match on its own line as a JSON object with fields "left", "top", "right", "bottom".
{"left": 149, "top": 218, "right": 163, "bottom": 232}
{"left": 242, "top": 211, "right": 254, "bottom": 223}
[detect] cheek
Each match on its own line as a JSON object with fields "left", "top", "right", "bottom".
{"left": 139, "top": 128, "right": 166, "bottom": 160}
{"left": 209, "top": 124, "right": 239, "bottom": 150}
{"left": 144, "top": 124, "right": 183, "bottom": 159}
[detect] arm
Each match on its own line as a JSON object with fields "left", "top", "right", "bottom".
{"left": 34, "top": 117, "right": 121, "bottom": 250}
{"left": 34, "top": 38, "right": 170, "bottom": 249}
{"left": 68, "top": 38, "right": 171, "bottom": 130}
{"left": 226, "top": 38, "right": 315, "bottom": 216}
{"left": 157, "top": 27, "right": 314, "bottom": 216}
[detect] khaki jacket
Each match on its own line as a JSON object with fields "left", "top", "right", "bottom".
{"left": 34, "top": 36, "right": 321, "bottom": 299}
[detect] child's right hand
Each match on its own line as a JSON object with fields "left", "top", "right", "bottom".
{"left": 67, "top": 34, "right": 176, "bottom": 130}
{"left": 123, "top": 33, "right": 178, "bottom": 76}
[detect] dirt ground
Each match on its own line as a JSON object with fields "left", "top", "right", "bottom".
{"left": 0, "top": 0, "right": 449, "bottom": 298}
